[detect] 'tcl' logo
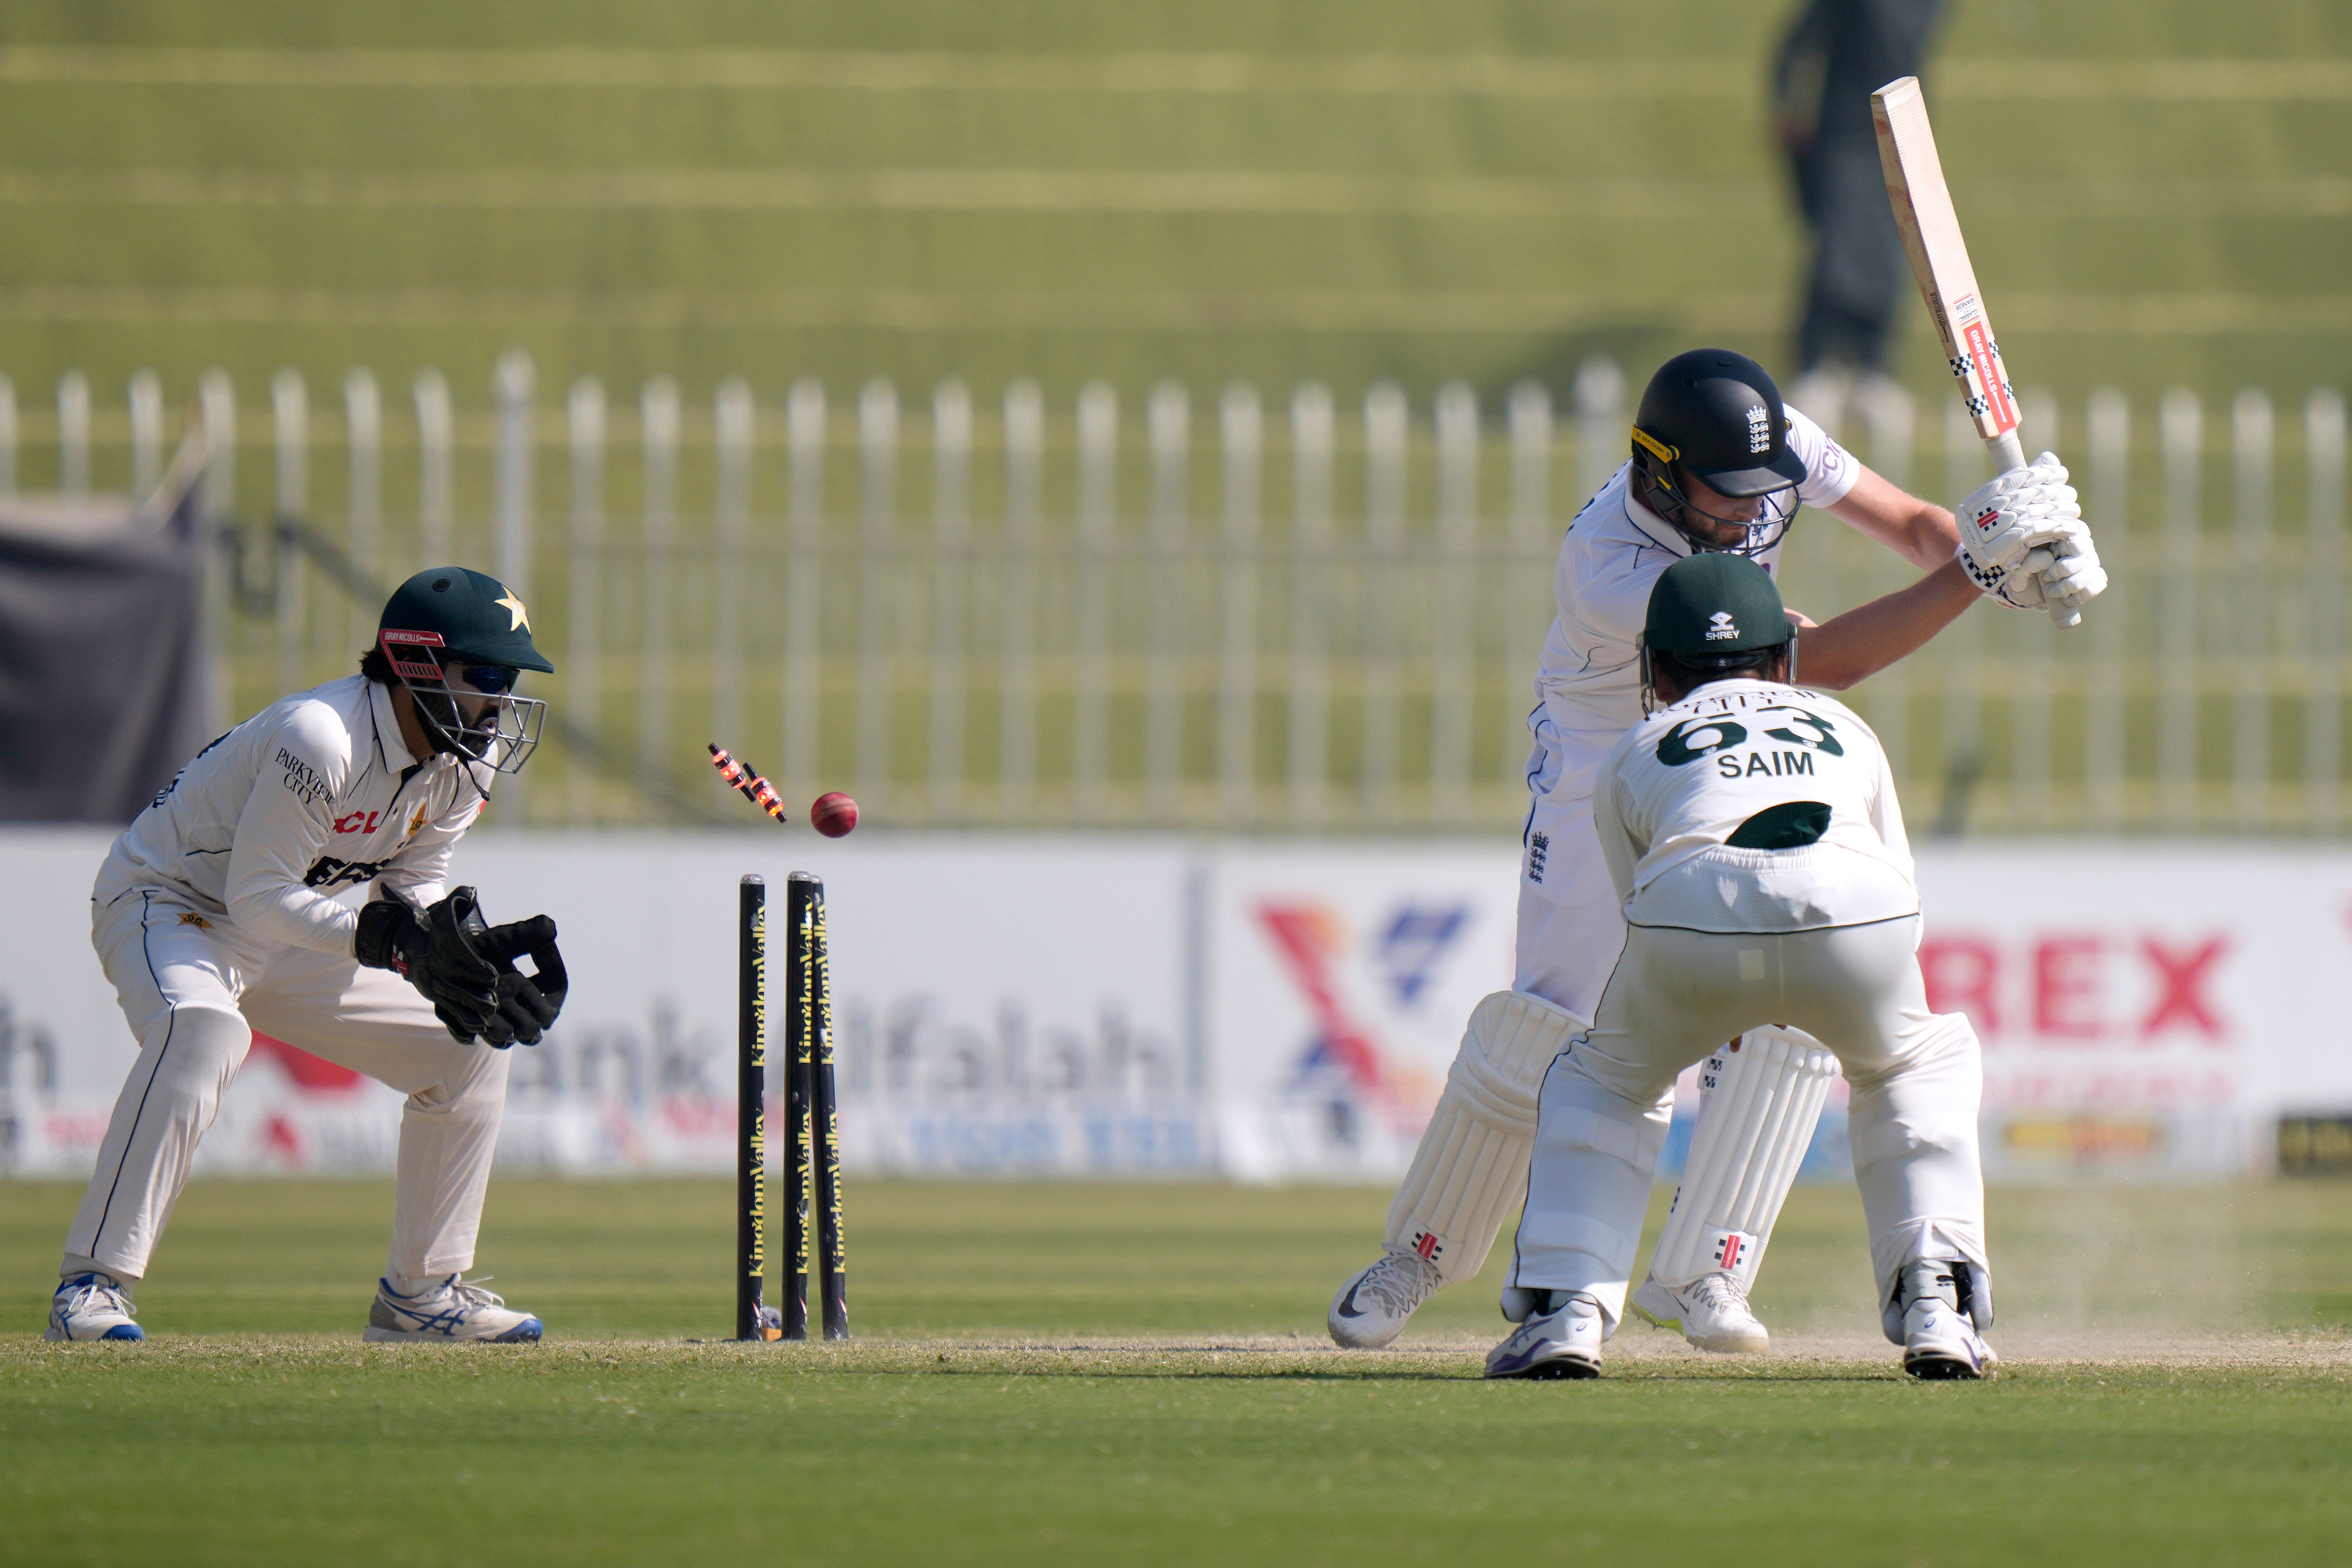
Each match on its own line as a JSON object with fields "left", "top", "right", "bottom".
{"left": 333, "top": 810, "right": 381, "bottom": 834}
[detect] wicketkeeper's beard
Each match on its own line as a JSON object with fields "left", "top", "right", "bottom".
{"left": 432, "top": 691, "right": 545, "bottom": 780}
{"left": 405, "top": 682, "right": 547, "bottom": 774}
{"left": 412, "top": 688, "right": 491, "bottom": 759}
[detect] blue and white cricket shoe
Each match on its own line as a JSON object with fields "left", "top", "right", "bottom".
{"left": 46, "top": 1272, "right": 145, "bottom": 1341}
{"left": 365, "top": 1275, "right": 543, "bottom": 1343}
{"left": 1483, "top": 1292, "right": 1605, "bottom": 1380}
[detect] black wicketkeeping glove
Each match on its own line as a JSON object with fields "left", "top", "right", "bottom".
{"left": 471, "top": 912, "right": 568, "bottom": 1049}
{"left": 356, "top": 891, "right": 500, "bottom": 1040}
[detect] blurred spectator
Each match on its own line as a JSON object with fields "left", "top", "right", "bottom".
{"left": 1774, "top": 0, "right": 1945, "bottom": 436}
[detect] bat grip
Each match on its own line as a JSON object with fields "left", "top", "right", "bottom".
{"left": 1985, "top": 429, "right": 2026, "bottom": 473}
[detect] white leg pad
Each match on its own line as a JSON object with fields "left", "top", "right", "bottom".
{"left": 1384, "top": 990, "right": 1584, "bottom": 1288}
{"left": 1649, "top": 1026, "right": 1839, "bottom": 1291}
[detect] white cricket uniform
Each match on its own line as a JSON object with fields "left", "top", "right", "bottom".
{"left": 1516, "top": 405, "right": 1859, "bottom": 1017}
{"left": 1509, "top": 679, "right": 1986, "bottom": 1327}
{"left": 67, "top": 675, "right": 510, "bottom": 1285}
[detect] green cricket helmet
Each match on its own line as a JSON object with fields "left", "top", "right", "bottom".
{"left": 379, "top": 567, "right": 553, "bottom": 672}
{"left": 377, "top": 567, "right": 553, "bottom": 774}
{"left": 1637, "top": 551, "right": 1796, "bottom": 713}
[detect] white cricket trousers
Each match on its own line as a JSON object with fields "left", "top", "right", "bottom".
{"left": 65, "top": 886, "right": 511, "bottom": 1283}
{"left": 1511, "top": 912, "right": 1985, "bottom": 1329}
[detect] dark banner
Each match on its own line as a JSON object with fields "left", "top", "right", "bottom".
{"left": 0, "top": 484, "right": 210, "bottom": 823}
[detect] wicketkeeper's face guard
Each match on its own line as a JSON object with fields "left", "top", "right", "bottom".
{"left": 379, "top": 629, "right": 547, "bottom": 774}
{"left": 1631, "top": 430, "right": 1797, "bottom": 558}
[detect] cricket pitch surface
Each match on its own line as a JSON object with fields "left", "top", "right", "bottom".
{"left": 4, "top": 1178, "right": 2349, "bottom": 1565}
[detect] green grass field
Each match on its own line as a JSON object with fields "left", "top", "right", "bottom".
{"left": 4, "top": 1178, "right": 2351, "bottom": 1564}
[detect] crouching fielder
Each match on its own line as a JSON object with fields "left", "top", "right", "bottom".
{"left": 47, "top": 567, "right": 566, "bottom": 1344}
{"left": 1328, "top": 348, "right": 2097, "bottom": 1355}
{"left": 1487, "top": 553, "right": 1993, "bottom": 1381}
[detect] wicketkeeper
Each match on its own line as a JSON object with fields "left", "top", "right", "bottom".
{"left": 1329, "top": 348, "right": 2100, "bottom": 1353}
{"left": 47, "top": 567, "right": 568, "bottom": 1343}
{"left": 1487, "top": 552, "right": 1992, "bottom": 1380}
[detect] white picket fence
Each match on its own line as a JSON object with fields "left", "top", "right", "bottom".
{"left": 3, "top": 360, "right": 2346, "bottom": 835}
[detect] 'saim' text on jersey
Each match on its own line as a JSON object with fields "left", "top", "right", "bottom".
{"left": 1719, "top": 750, "right": 1817, "bottom": 779}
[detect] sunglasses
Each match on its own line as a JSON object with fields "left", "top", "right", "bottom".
{"left": 451, "top": 664, "right": 522, "bottom": 696}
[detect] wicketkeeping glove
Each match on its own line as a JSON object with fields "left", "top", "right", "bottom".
{"left": 471, "top": 912, "right": 568, "bottom": 1049}
{"left": 356, "top": 891, "right": 499, "bottom": 1039}
{"left": 356, "top": 888, "right": 567, "bottom": 1047}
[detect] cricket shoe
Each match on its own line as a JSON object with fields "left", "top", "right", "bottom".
{"left": 45, "top": 1272, "right": 144, "bottom": 1341}
{"left": 1483, "top": 1292, "right": 1605, "bottom": 1380}
{"left": 1629, "top": 1270, "right": 1770, "bottom": 1354}
{"left": 1327, "top": 1249, "right": 1442, "bottom": 1348}
{"left": 366, "top": 1275, "right": 543, "bottom": 1343}
{"left": 1893, "top": 1261, "right": 1996, "bottom": 1381}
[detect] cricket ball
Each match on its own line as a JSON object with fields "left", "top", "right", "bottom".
{"left": 810, "top": 791, "right": 859, "bottom": 838}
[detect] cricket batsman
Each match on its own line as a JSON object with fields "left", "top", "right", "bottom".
{"left": 1488, "top": 552, "right": 1991, "bottom": 1380}
{"left": 46, "top": 567, "right": 568, "bottom": 1343}
{"left": 1329, "top": 348, "right": 2100, "bottom": 1352}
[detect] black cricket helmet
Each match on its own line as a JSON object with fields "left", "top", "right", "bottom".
{"left": 377, "top": 567, "right": 553, "bottom": 774}
{"left": 1637, "top": 551, "right": 1796, "bottom": 714}
{"left": 1630, "top": 349, "right": 1805, "bottom": 556}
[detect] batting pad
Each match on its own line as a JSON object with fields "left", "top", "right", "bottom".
{"left": 1384, "top": 990, "right": 1584, "bottom": 1288}
{"left": 1649, "top": 1027, "right": 1840, "bottom": 1291}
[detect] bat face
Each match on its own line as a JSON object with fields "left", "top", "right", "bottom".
{"left": 1872, "top": 74, "right": 2023, "bottom": 461}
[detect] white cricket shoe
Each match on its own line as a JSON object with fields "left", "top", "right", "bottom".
{"left": 1327, "top": 1249, "right": 1442, "bottom": 1348}
{"left": 1893, "top": 1261, "right": 1997, "bottom": 1380}
{"left": 1484, "top": 1292, "right": 1605, "bottom": 1379}
{"left": 46, "top": 1272, "right": 145, "bottom": 1342}
{"left": 365, "top": 1275, "right": 543, "bottom": 1343}
{"left": 1630, "top": 1271, "right": 1769, "bottom": 1354}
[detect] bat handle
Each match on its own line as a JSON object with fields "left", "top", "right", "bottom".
{"left": 1985, "top": 429, "right": 2026, "bottom": 473}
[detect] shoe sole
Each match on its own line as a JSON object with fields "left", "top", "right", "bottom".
{"left": 1486, "top": 1353, "right": 1603, "bottom": 1380}
{"left": 363, "top": 1319, "right": 544, "bottom": 1344}
{"left": 1327, "top": 1321, "right": 1402, "bottom": 1350}
{"left": 1328, "top": 1326, "right": 1399, "bottom": 1349}
{"left": 1904, "top": 1351, "right": 1993, "bottom": 1381}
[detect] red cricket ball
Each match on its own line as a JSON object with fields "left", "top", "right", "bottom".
{"left": 810, "top": 791, "right": 859, "bottom": 838}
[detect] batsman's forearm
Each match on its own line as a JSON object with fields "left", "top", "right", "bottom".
{"left": 1898, "top": 503, "right": 1963, "bottom": 572}
{"left": 1797, "top": 559, "right": 1980, "bottom": 690}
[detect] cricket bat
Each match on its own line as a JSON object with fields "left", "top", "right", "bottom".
{"left": 1871, "top": 75, "right": 2028, "bottom": 475}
